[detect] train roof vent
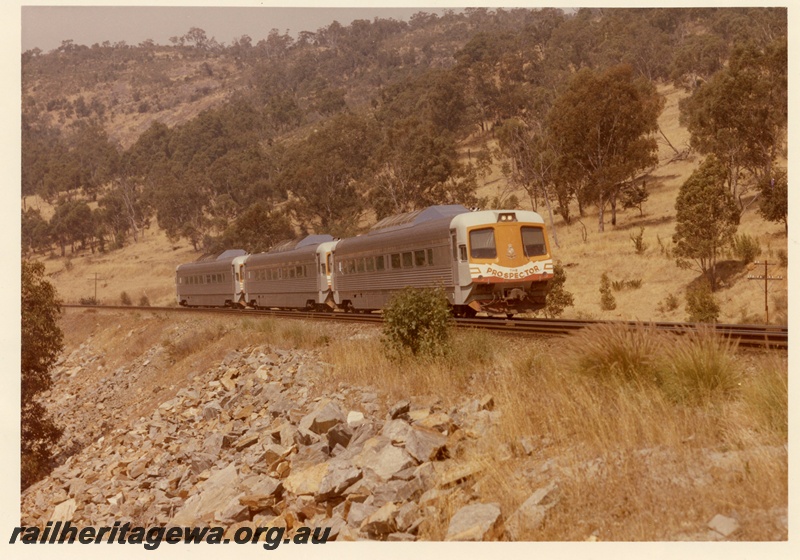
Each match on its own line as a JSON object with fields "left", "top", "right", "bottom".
{"left": 269, "top": 234, "right": 334, "bottom": 253}
{"left": 370, "top": 205, "right": 469, "bottom": 232}
{"left": 215, "top": 249, "right": 247, "bottom": 261}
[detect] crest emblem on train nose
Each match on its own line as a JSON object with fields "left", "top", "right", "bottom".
{"left": 507, "top": 243, "right": 516, "bottom": 259}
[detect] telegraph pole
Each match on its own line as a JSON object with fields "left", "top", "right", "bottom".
{"left": 747, "top": 261, "right": 783, "bottom": 323}
{"left": 87, "top": 273, "right": 104, "bottom": 304}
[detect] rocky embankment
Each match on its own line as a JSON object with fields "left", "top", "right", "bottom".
{"left": 21, "top": 315, "right": 787, "bottom": 542}
{"left": 21, "top": 334, "right": 556, "bottom": 541}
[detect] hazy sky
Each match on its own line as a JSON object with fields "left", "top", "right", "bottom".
{"left": 21, "top": 5, "right": 460, "bottom": 53}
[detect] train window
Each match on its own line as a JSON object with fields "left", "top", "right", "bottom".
{"left": 207, "top": 275, "right": 212, "bottom": 284}
{"left": 289, "top": 267, "right": 296, "bottom": 279}
{"left": 365, "top": 257, "right": 375, "bottom": 272}
{"left": 296, "top": 265, "right": 304, "bottom": 278}
{"left": 415, "top": 250, "right": 426, "bottom": 267}
{"left": 402, "top": 252, "right": 413, "bottom": 268}
{"left": 427, "top": 249, "right": 434, "bottom": 266}
{"left": 459, "top": 245, "right": 467, "bottom": 262}
{"left": 470, "top": 228, "right": 497, "bottom": 259}
{"left": 521, "top": 227, "right": 547, "bottom": 256}
{"left": 357, "top": 258, "right": 365, "bottom": 273}
{"left": 347, "top": 260, "right": 356, "bottom": 274}
{"left": 391, "top": 254, "right": 401, "bottom": 269}
{"left": 376, "top": 255, "right": 385, "bottom": 271}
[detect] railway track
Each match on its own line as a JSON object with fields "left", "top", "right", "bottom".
{"left": 64, "top": 304, "right": 788, "bottom": 349}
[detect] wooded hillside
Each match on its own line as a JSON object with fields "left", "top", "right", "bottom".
{"left": 22, "top": 8, "right": 787, "bottom": 295}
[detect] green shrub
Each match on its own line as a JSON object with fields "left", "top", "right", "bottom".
{"left": 542, "top": 262, "right": 574, "bottom": 318}
{"left": 382, "top": 287, "right": 452, "bottom": 358}
{"left": 120, "top": 291, "right": 132, "bottom": 305}
{"left": 731, "top": 233, "right": 761, "bottom": 263}
{"left": 600, "top": 273, "right": 617, "bottom": 311}
{"left": 657, "top": 293, "right": 680, "bottom": 313}
{"left": 611, "top": 278, "right": 643, "bottom": 292}
{"left": 79, "top": 296, "right": 97, "bottom": 305}
{"left": 685, "top": 282, "right": 720, "bottom": 323}
{"left": 139, "top": 294, "right": 151, "bottom": 307}
{"left": 630, "top": 227, "right": 647, "bottom": 255}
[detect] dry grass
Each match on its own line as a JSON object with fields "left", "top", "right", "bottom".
{"left": 321, "top": 323, "right": 787, "bottom": 540}
{"left": 55, "top": 305, "right": 787, "bottom": 541}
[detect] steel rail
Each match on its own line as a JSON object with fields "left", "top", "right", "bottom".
{"left": 63, "top": 304, "right": 787, "bottom": 349}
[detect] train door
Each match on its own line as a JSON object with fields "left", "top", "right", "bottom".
{"left": 232, "top": 255, "right": 247, "bottom": 306}
{"left": 450, "top": 229, "right": 470, "bottom": 305}
{"left": 316, "top": 241, "right": 338, "bottom": 308}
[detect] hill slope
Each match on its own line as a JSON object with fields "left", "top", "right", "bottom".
{"left": 33, "top": 83, "right": 788, "bottom": 324}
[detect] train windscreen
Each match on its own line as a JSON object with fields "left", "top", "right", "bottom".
{"left": 521, "top": 226, "right": 547, "bottom": 257}
{"left": 469, "top": 228, "right": 497, "bottom": 259}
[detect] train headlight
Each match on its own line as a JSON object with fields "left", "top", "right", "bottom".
{"left": 498, "top": 213, "right": 517, "bottom": 222}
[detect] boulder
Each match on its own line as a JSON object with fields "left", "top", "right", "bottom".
{"left": 405, "top": 426, "right": 447, "bottom": 462}
{"left": 708, "top": 514, "right": 740, "bottom": 538}
{"left": 170, "top": 463, "right": 242, "bottom": 525}
{"left": 504, "top": 482, "right": 558, "bottom": 539}
{"left": 283, "top": 462, "right": 330, "bottom": 496}
{"left": 445, "top": 503, "right": 504, "bottom": 541}
{"left": 361, "top": 502, "right": 398, "bottom": 538}
{"left": 300, "top": 399, "right": 346, "bottom": 435}
{"left": 316, "top": 463, "right": 363, "bottom": 502}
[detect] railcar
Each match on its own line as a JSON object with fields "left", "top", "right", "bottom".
{"left": 331, "top": 205, "right": 554, "bottom": 316}
{"left": 175, "top": 249, "right": 248, "bottom": 307}
{"left": 243, "top": 235, "right": 337, "bottom": 311}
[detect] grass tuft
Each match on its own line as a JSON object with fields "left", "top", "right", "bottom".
{"left": 658, "top": 329, "right": 741, "bottom": 404}
{"left": 569, "top": 323, "right": 664, "bottom": 385}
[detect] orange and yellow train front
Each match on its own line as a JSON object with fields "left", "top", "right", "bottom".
{"left": 451, "top": 210, "right": 554, "bottom": 315}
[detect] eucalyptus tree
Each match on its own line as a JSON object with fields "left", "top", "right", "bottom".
{"left": 547, "top": 64, "right": 663, "bottom": 232}
{"left": 673, "top": 155, "right": 740, "bottom": 290}
{"left": 679, "top": 38, "right": 787, "bottom": 204}
{"left": 21, "top": 260, "right": 64, "bottom": 489}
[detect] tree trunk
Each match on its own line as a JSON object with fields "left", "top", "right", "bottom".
{"left": 597, "top": 191, "right": 605, "bottom": 233}
{"left": 542, "top": 187, "right": 559, "bottom": 249}
{"left": 610, "top": 190, "right": 618, "bottom": 226}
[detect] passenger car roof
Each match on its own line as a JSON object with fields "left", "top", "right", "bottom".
{"left": 369, "top": 205, "right": 469, "bottom": 234}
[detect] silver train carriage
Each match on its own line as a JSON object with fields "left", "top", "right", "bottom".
{"left": 175, "top": 249, "right": 248, "bottom": 307}
{"left": 243, "top": 235, "right": 338, "bottom": 311}
{"left": 331, "top": 205, "right": 554, "bottom": 316}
